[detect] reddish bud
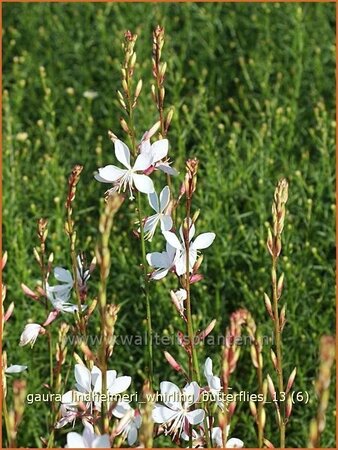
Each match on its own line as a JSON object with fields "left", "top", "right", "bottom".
{"left": 164, "top": 351, "right": 182, "bottom": 372}
{"left": 21, "top": 283, "right": 39, "bottom": 300}
{"left": 285, "top": 367, "right": 297, "bottom": 394}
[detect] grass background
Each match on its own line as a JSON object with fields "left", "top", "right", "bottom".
{"left": 2, "top": 2, "right": 336, "bottom": 448}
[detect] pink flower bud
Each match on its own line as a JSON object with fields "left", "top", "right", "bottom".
{"left": 21, "top": 283, "right": 39, "bottom": 300}
{"left": 190, "top": 274, "right": 204, "bottom": 284}
{"left": 285, "top": 394, "right": 293, "bottom": 419}
{"left": 43, "top": 310, "right": 59, "bottom": 326}
{"left": 196, "top": 319, "right": 216, "bottom": 343}
{"left": 4, "top": 302, "right": 14, "bottom": 322}
{"left": 285, "top": 367, "right": 297, "bottom": 394}
{"left": 164, "top": 351, "right": 182, "bottom": 372}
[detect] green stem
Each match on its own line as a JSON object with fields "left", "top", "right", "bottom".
{"left": 137, "top": 191, "right": 154, "bottom": 387}
{"left": 256, "top": 360, "right": 264, "bottom": 448}
{"left": 272, "top": 257, "right": 285, "bottom": 448}
{"left": 3, "top": 395, "right": 12, "bottom": 447}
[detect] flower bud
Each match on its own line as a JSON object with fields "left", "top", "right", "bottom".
{"left": 277, "top": 273, "right": 284, "bottom": 299}
{"left": 249, "top": 400, "right": 257, "bottom": 418}
{"left": 270, "top": 349, "right": 278, "bottom": 371}
{"left": 267, "top": 374, "right": 276, "bottom": 401}
{"left": 285, "top": 394, "right": 293, "bottom": 419}
{"left": 285, "top": 367, "right": 297, "bottom": 394}
{"left": 164, "top": 351, "right": 182, "bottom": 372}
{"left": 264, "top": 293, "right": 274, "bottom": 319}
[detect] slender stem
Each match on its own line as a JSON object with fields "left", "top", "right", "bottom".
{"left": 272, "top": 257, "right": 285, "bottom": 448}
{"left": 183, "top": 204, "right": 199, "bottom": 383}
{"left": 137, "top": 191, "right": 154, "bottom": 387}
{"left": 2, "top": 396, "right": 12, "bottom": 447}
{"left": 126, "top": 84, "right": 154, "bottom": 387}
{"left": 256, "top": 360, "right": 264, "bottom": 448}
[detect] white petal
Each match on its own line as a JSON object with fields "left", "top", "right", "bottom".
{"left": 183, "top": 381, "right": 200, "bottom": 406}
{"left": 159, "top": 185, "right": 170, "bottom": 211}
{"left": 132, "top": 174, "right": 154, "bottom": 194}
{"left": 204, "top": 357, "right": 213, "bottom": 379}
{"left": 106, "top": 369, "right": 117, "bottom": 390}
{"left": 133, "top": 153, "right": 152, "bottom": 171}
{"left": 226, "top": 438, "right": 244, "bottom": 448}
{"left": 160, "top": 381, "right": 182, "bottom": 410}
{"left": 186, "top": 408, "right": 205, "bottom": 425}
{"left": 61, "top": 390, "right": 83, "bottom": 405}
{"left": 109, "top": 376, "right": 131, "bottom": 395}
{"left": 174, "top": 254, "right": 186, "bottom": 277}
{"left": 5, "top": 365, "right": 27, "bottom": 374}
{"left": 112, "top": 401, "right": 131, "bottom": 419}
{"left": 150, "top": 268, "right": 169, "bottom": 280}
{"left": 146, "top": 251, "right": 169, "bottom": 269}
{"left": 91, "top": 366, "right": 102, "bottom": 388}
{"left": 140, "top": 139, "right": 151, "bottom": 154}
{"left": 92, "top": 435, "right": 111, "bottom": 448}
{"left": 82, "top": 422, "right": 95, "bottom": 447}
{"left": 148, "top": 191, "right": 159, "bottom": 212}
{"left": 212, "top": 427, "right": 223, "bottom": 447}
{"left": 95, "top": 165, "right": 126, "bottom": 183}
{"left": 74, "top": 364, "right": 91, "bottom": 393}
{"left": 166, "top": 243, "right": 177, "bottom": 261}
{"left": 189, "top": 248, "right": 198, "bottom": 272}
{"left": 54, "top": 267, "right": 73, "bottom": 284}
{"left": 114, "top": 140, "right": 131, "bottom": 169}
{"left": 191, "top": 232, "right": 216, "bottom": 250}
{"left": 144, "top": 214, "right": 160, "bottom": 235}
{"left": 66, "top": 432, "right": 85, "bottom": 448}
{"left": 127, "top": 426, "right": 138, "bottom": 446}
{"left": 160, "top": 215, "right": 173, "bottom": 232}
{"left": 209, "top": 375, "right": 222, "bottom": 391}
{"left": 156, "top": 163, "right": 178, "bottom": 176}
{"left": 152, "top": 405, "right": 178, "bottom": 423}
{"left": 151, "top": 139, "right": 168, "bottom": 162}
{"left": 163, "top": 231, "right": 182, "bottom": 250}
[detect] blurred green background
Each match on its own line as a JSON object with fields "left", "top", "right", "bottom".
{"left": 2, "top": 2, "right": 335, "bottom": 448}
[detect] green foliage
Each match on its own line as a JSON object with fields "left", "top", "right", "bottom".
{"left": 3, "top": 2, "right": 335, "bottom": 448}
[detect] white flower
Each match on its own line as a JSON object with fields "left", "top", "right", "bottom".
{"left": 163, "top": 220, "right": 216, "bottom": 276}
{"left": 211, "top": 427, "right": 244, "bottom": 448}
{"left": 146, "top": 242, "right": 176, "bottom": 280}
{"left": 46, "top": 267, "right": 86, "bottom": 313}
{"left": 140, "top": 138, "right": 177, "bottom": 176}
{"left": 204, "top": 357, "right": 223, "bottom": 409}
{"left": 95, "top": 139, "right": 154, "bottom": 200}
{"left": 65, "top": 421, "right": 110, "bottom": 448}
{"left": 5, "top": 365, "right": 27, "bottom": 374}
{"left": 152, "top": 381, "right": 205, "bottom": 438}
{"left": 181, "top": 424, "right": 243, "bottom": 448}
{"left": 144, "top": 186, "right": 173, "bottom": 241}
{"left": 62, "top": 364, "right": 131, "bottom": 411}
{"left": 113, "top": 402, "right": 142, "bottom": 445}
{"left": 19, "top": 323, "right": 44, "bottom": 348}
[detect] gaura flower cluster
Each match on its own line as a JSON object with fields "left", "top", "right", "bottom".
{"left": 95, "top": 128, "right": 176, "bottom": 200}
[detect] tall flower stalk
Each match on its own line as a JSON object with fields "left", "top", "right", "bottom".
{"left": 308, "top": 336, "right": 335, "bottom": 448}
{"left": 182, "top": 159, "right": 200, "bottom": 384}
{"left": 65, "top": 164, "right": 85, "bottom": 333}
{"left": 265, "top": 178, "right": 295, "bottom": 448}
{"left": 96, "top": 194, "right": 124, "bottom": 433}
{"left": 118, "top": 31, "right": 154, "bottom": 386}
